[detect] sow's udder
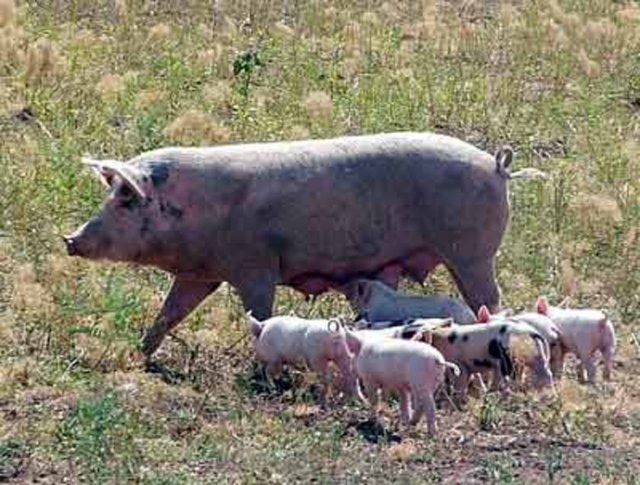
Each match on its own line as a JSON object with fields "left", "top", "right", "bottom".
{"left": 286, "top": 249, "right": 442, "bottom": 296}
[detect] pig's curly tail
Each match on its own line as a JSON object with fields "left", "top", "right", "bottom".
{"left": 443, "top": 361, "right": 461, "bottom": 377}
{"left": 327, "top": 316, "right": 348, "bottom": 333}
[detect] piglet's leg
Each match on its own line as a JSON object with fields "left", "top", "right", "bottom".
{"left": 335, "top": 354, "right": 358, "bottom": 400}
{"left": 549, "top": 346, "right": 565, "bottom": 381}
{"left": 454, "top": 368, "right": 471, "bottom": 405}
{"left": 141, "top": 278, "right": 220, "bottom": 357}
{"left": 399, "top": 390, "right": 412, "bottom": 424}
{"left": 583, "top": 355, "right": 598, "bottom": 384}
{"left": 362, "top": 381, "right": 380, "bottom": 419}
{"left": 576, "top": 350, "right": 594, "bottom": 383}
{"left": 309, "top": 358, "right": 331, "bottom": 407}
{"left": 601, "top": 346, "right": 614, "bottom": 381}
{"left": 409, "top": 390, "right": 425, "bottom": 426}
{"left": 265, "top": 361, "right": 283, "bottom": 388}
{"left": 423, "top": 393, "right": 437, "bottom": 435}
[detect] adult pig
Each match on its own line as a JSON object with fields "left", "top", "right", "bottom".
{"left": 63, "top": 132, "right": 544, "bottom": 356}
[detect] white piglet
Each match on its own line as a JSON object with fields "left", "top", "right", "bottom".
{"left": 535, "top": 297, "right": 616, "bottom": 383}
{"left": 348, "top": 332, "right": 459, "bottom": 435}
{"left": 246, "top": 313, "right": 357, "bottom": 403}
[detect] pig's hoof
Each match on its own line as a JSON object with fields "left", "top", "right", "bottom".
{"left": 144, "top": 360, "right": 186, "bottom": 385}
{"left": 129, "top": 348, "right": 147, "bottom": 364}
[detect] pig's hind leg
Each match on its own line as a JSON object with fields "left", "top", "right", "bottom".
{"left": 447, "top": 258, "right": 500, "bottom": 313}
{"left": 582, "top": 354, "right": 598, "bottom": 384}
{"left": 409, "top": 387, "right": 437, "bottom": 434}
{"left": 360, "top": 380, "right": 381, "bottom": 419}
{"left": 422, "top": 392, "right": 438, "bottom": 435}
{"left": 549, "top": 345, "right": 565, "bottom": 380}
{"left": 601, "top": 345, "right": 614, "bottom": 381}
{"left": 141, "top": 278, "right": 220, "bottom": 357}
{"left": 308, "top": 357, "right": 331, "bottom": 407}
{"left": 453, "top": 367, "right": 471, "bottom": 405}
{"left": 335, "top": 353, "right": 358, "bottom": 400}
{"left": 264, "top": 360, "right": 284, "bottom": 387}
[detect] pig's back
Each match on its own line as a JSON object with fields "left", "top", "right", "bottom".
{"left": 259, "top": 317, "right": 310, "bottom": 359}
{"left": 130, "top": 132, "right": 509, "bottom": 282}
{"left": 510, "top": 313, "right": 559, "bottom": 341}
{"left": 133, "top": 132, "right": 492, "bottom": 171}
{"left": 357, "top": 339, "right": 440, "bottom": 385}
{"left": 401, "top": 295, "right": 476, "bottom": 324}
{"left": 548, "top": 309, "right": 607, "bottom": 352}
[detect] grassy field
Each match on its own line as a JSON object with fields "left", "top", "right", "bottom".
{"left": 1, "top": 0, "right": 640, "bottom": 482}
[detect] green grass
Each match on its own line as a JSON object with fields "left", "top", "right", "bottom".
{"left": 1, "top": 0, "right": 640, "bottom": 482}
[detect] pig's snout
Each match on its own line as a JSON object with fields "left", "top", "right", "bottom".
{"left": 62, "top": 218, "right": 105, "bottom": 259}
{"left": 63, "top": 236, "right": 79, "bottom": 256}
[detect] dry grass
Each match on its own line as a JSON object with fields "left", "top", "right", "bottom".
{"left": 163, "top": 110, "right": 231, "bottom": 146}
{"left": 1, "top": 0, "right": 640, "bottom": 482}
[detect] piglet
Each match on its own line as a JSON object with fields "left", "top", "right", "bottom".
{"left": 535, "top": 297, "right": 616, "bottom": 383}
{"left": 477, "top": 305, "right": 564, "bottom": 380}
{"left": 348, "top": 332, "right": 460, "bottom": 435}
{"left": 428, "top": 320, "right": 553, "bottom": 403}
{"left": 345, "top": 318, "right": 454, "bottom": 354}
{"left": 246, "top": 313, "right": 357, "bottom": 403}
{"left": 345, "top": 279, "right": 476, "bottom": 324}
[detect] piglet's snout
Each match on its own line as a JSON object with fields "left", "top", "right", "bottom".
{"left": 62, "top": 236, "right": 78, "bottom": 256}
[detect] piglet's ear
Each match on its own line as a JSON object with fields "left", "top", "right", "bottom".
{"left": 82, "top": 157, "right": 147, "bottom": 200}
{"left": 411, "top": 329, "right": 432, "bottom": 344}
{"left": 535, "top": 296, "right": 549, "bottom": 315}
{"left": 438, "top": 317, "right": 454, "bottom": 328}
{"left": 477, "top": 305, "right": 491, "bottom": 323}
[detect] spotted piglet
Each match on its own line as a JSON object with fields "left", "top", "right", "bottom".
{"left": 477, "top": 305, "right": 565, "bottom": 380}
{"left": 347, "top": 331, "right": 460, "bottom": 435}
{"left": 428, "top": 321, "right": 553, "bottom": 403}
{"left": 535, "top": 297, "right": 616, "bottom": 383}
{"left": 246, "top": 313, "right": 357, "bottom": 403}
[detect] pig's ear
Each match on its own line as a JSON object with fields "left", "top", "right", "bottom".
{"left": 477, "top": 305, "right": 491, "bottom": 323}
{"left": 82, "top": 157, "right": 147, "bottom": 200}
{"left": 339, "top": 281, "right": 358, "bottom": 302}
{"left": 437, "top": 317, "right": 454, "bottom": 328}
{"left": 557, "top": 296, "right": 571, "bottom": 308}
{"left": 358, "top": 280, "right": 372, "bottom": 303}
{"left": 535, "top": 296, "right": 549, "bottom": 315}
{"left": 411, "top": 328, "right": 432, "bottom": 344}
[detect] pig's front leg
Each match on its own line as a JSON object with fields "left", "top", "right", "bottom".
{"left": 490, "top": 364, "right": 508, "bottom": 393}
{"left": 422, "top": 392, "right": 437, "bottom": 435}
{"left": 583, "top": 355, "right": 598, "bottom": 384}
{"left": 361, "top": 380, "right": 380, "bottom": 419}
{"left": 453, "top": 368, "right": 471, "bottom": 405}
{"left": 141, "top": 278, "right": 220, "bottom": 357}
{"left": 335, "top": 354, "right": 359, "bottom": 400}
{"left": 549, "top": 345, "right": 565, "bottom": 380}
{"left": 602, "top": 346, "right": 614, "bottom": 381}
